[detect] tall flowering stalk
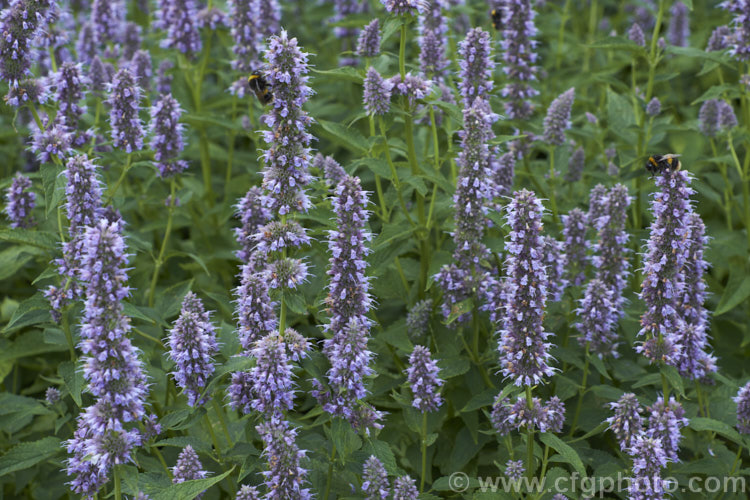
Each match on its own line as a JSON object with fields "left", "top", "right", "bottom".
{"left": 735, "top": 382, "right": 750, "bottom": 434}
{"left": 149, "top": 93, "right": 188, "bottom": 178}
{"left": 407, "top": 346, "right": 443, "bottom": 413}
{"left": 561, "top": 208, "right": 588, "bottom": 286}
{"left": 499, "top": 0, "right": 539, "bottom": 119}
{"left": 234, "top": 186, "right": 272, "bottom": 264}
{"left": 357, "top": 19, "right": 382, "bottom": 58}
{"left": 66, "top": 220, "right": 149, "bottom": 497}
{"left": 627, "top": 435, "right": 670, "bottom": 500}
{"left": 605, "top": 393, "right": 643, "bottom": 449}
{"left": 91, "top": 0, "right": 119, "bottom": 43}
{"left": 330, "top": 0, "right": 366, "bottom": 65}
{"left": 667, "top": 1, "right": 690, "bottom": 47}
{"left": 362, "top": 455, "right": 390, "bottom": 499}
{"left": 593, "top": 184, "right": 631, "bottom": 317}
{"left": 541, "top": 236, "right": 567, "bottom": 302}
{"left": 576, "top": 279, "right": 619, "bottom": 358}
{"left": 435, "top": 98, "right": 495, "bottom": 321}
{"left": 720, "top": 0, "right": 750, "bottom": 60}
{"left": 4, "top": 173, "right": 35, "bottom": 228}
{"left": 457, "top": 27, "right": 494, "bottom": 107}
{"left": 419, "top": 0, "right": 448, "bottom": 79}
{"left": 257, "top": 419, "right": 311, "bottom": 499}
{"left": 229, "top": 0, "right": 259, "bottom": 72}
{"left": 166, "top": 292, "right": 218, "bottom": 407}
{"left": 498, "top": 189, "right": 554, "bottom": 386}
{"left": 157, "top": 0, "right": 202, "bottom": 55}
{"left": 638, "top": 170, "right": 693, "bottom": 366}
{"left": 52, "top": 62, "right": 89, "bottom": 146}
{"left": 646, "top": 396, "right": 687, "bottom": 462}
{"left": 543, "top": 88, "right": 575, "bottom": 146}
{"left": 107, "top": 68, "right": 144, "bottom": 153}
{"left": 0, "top": 0, "right": 53, "bottom": 88}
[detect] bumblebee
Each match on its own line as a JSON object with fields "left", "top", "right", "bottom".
{"left": 247, "top": 71, "right": 273, "bottom": 105}
{"left": 491, "top": 9, "right": 502, "bottom": 30}
{"left": 645, "top": 154, "right": 681, "bottom": 176}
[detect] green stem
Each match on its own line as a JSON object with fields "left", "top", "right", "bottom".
{"left": 710, "top": 138, "right": 733, "bottom": 229}
{"left": 556, "top": 0, "right": 572, "bottom": 70}
{"left": 583, "top": 0, "right": 598, "bottom": 72}
{"left": 420, "top": 411, "right": 428, "bottom": 492}
{"left": 212, "top": 399, "right": 233, "bottom": 448}
{"left": 661, "top": 371, "right": 669, "bottom": 403}
{"left": 399, "top": 23, "right": 407, "bottom": 79}
{"left": 147, "top": 179, "right": 177, "bottom": 307}
{"left": 62, "top": 306, "right": 75, "bottom": 360}
{"left": 369, "top": 114, "right": 388, "bottom": 221}
{"left": 324, "top": 443, "right": 337, "bottom": 500}
{"left": 569, "top": 343, "right": 591, "bottom": 437}
{"left": 225, "top": 97, "right": 238, "bottom": 197}
{"left": 114, "top": 466, "right": 121, "bottom": 500}
{"left": 106, "top": 154, "right": 133, "bottom": 204}
{"left": 204, "top": 413, "right": 222, "bottom": 456}
{"left": 525, "top": 386, "right": 535, "bottom": 480}
{"left": 548, "top": 148, "right": 559, "bottom": 225}
{"left": 645, "top": 0, "right": 667, "bottom": 102}
{"left": 379, "top": 117, "right": 415, "bottom": 226}
{"left": 727, "top": 132, "right": 750, "bottom": 250}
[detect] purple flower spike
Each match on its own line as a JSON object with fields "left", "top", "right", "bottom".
{"left": 0, "top": 0, "right": 54, "bottom": 88}
{"left": 234, "top": 187, "right": 272, "bottom": 263}
{"left": 543, "top": 88, "right": 575, "bottom": 146}
{"left": 638, "top": 170, "right": 693, "bottom": 365}
{"left": 498, "top": 189, "right": 555, "bottom": 386}
{"left": 358, "top": 19, "right": 382, "bottom": 58}
{"left": 646, "top": 97, "right": 661, "bottom": 117}
{"left": 593, "top": 184, "right": 631, "bottom": 318}
{"left": 92, "top": 0, "right": 120, "bottom": 43}
{"left": 392, "top": 476, "right": 419, "bottom": 499}
{"left": 406, "top": 299, "right": 432, "bottom": 339}
{"left": 718, "top": 100, "right": 738, "bottom": 130}
{"left": 157, "top": 0, "right": 202, "bottom": 55}
{"left": 646, "top": 396, "right": 687, "bottom": 462}
{"left": 707, "top": 25, "right": 731, "bottom": 52}
{"left": 500, "top": 0, "right": 539, "bottom": 119}
{"left": 107, "top": 68, "right": 144, "bottom": 153}
{"left": 173, "top": 446, "right": 207, "bottom": 497}
{"left": 490, "top": 151, "right": 515, "bottom": 199}
{"left": 605, "top": 393, "right": 643, "bottom": 449}
{"left": 66, "top": 220, "right": 149, "bottom": 496}
{"left": 542, "top": 236, "right": 567, "bottom": 302}
{"left": 389, "top": 73, "right": 432, "bottom": 108}
{"left": 30, "top": 118, "right": 73, "bottom": 164}
{"left": 674, "top": 213, "right": 716, "bottom": 379}
{"left": 229, "top": 0, "right": 259, "bottom": 72}
{"left": 628, "top": 435, "right": 670, "bottom": 500}
{"left": 628, "top": 23, "right": 646, "bottom": 46}
{"left": 260, "top": 31, "right": 314, "bottom": 215}
{"left": 363, "top": 67, "right": 392, "bottom": 115}
{"left": 4, "top": 78, "right": 49, "bottom": 107}
{"left": 236, "top": 485, "right": 261, "bottom": 500}
{"left": 362, "top": 455, "right": 390, "bottom": 499}
{"left": 130, "top": 50, "right": 153, "bottom": 92}
{"left": 45, "top": 387, "right": 61, "bottom": 405}
{"left": 667, "top": 1, "right": 690, "bottom": 47}
{"left": 381, "top": 0, "right": 423, "bottom": 16}
{"left": 505, "top": 460, "right": 524, "bottom": 481}
{"left": 490, "top": 396, "right": 515, "bottom": 435}
{"left": 122, "top": 22, "right": 143, "bottom": 61}
{"left": 699, "top": 99, "right": 720, "bottom": 137}
{"left": 149, "top": 93, "right": 188, "bottom": 178}
{"left": 735, "top": 382, "right": 750, "bottom": 434}
{"left": 576, "top": 279, "right": 619, "bottom": 358}
{"left": 314, "top": 154, "right": 347, "bottom": 186}
{"left": 4, "top": 173, "right": 36, "bottom": 228}
{"left": 458, "top": 27, "right": 494, "bottom": 107}
{"left": 52, "top": 62, "right": 88, "bottom": 137}
{"left": 166, "top": 292, "right": 219, "bottom": 407}
{"left": 562, "top": 208, "right": 588, "bottom": 286}
{"left": 76, "top": 23, "right": 96, "bottom": 65}
{"left": 565, "top": 146, "right": 585, "bottom": 182}
{"left": 250, "top": 331, "right": 307, "bottom": 418}
{"left": 257, "top": 419, "right": 311, "bottom": 500}
{"left": 406, "top": 345, "right": 444, "bottom": 412}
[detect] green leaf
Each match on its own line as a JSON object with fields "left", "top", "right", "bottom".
{"left": 151, "top": 466, "right": 234, "bottom": 500}
{"left": 588, "top": 354, "right": 612, "bottom": 380}
{"left": 3, "top": 293, "right": 52, "bottom": 334}
{"left": 315, "top": 120, "right": 368, "bottom": 154}
{"left": 0, "top": 245, "right": 44, "bottom": 280}
{"left": 540, "top": 433, "right": 587, "bottom": 477}
{"left": 284, "top": 291, "right": 308, "bottom": 315}
{"left": 606, "top": 88, "right": 636, "bottom": 142}
{"left": 461, "top": 388, "right": 498, "bottom": 413}
{"left": 660, "top": 365, "right": 686, "bottom": 398}
{"left": 632, "top": 372, "right": 662, "bottom": 390}
{"left": 381, "top": 17, "right": 402, "bottom": 44}
{"left": 0, "top": 229, "right": 58, "bottom": 250}
{"left": 689, "top": 417, "right": 743, "bottom": 444}
{"left": 155, "top": 279, "right": 194, "bottom": 320}
{"left": 714, "top": 270, "right": 750, "bottom": 316}
{"left": 437, "top": 357, "right": 470, "bottom": 379}
{"left": 41, "top": 163, "right": 64, "bottom": 216}
{"left": 0, "top": 330, "right": 67, "bottom": 362}
{"left": 331, "top": 418, "right": 362, "bottom": 459}
{"left": 154, "top": 436, "right": 213, "bottom": 455}
{"left": 59, "top": 360, "right": 84, "bottom": 407}
{"left": 353, "top": 158, "right": 391, "bottom": 178}
{"left": 0, "top": 437, "right": 61, "bottom": 477}
{"left": 312, "top": 66, "right": 363, "bottom": 84}
{"left": 445, "top": 298, "right": 472, "bottom": 325}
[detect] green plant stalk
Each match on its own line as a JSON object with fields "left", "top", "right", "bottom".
{"left": 709, "top": 138, "right": 733, "bottom": 229}
{"left": 547, "top": 148, "right": 559, "bottom": 224}
{"left": 661, "top": 371, "right": 669, "bottom": 403}
{"left": 555, "top": 0, "right": 572, "bottom": 70}
{"left": 225, "top": 97, "right": 239, "bottom": 196}
{"left": 324, "top": 443, "right": 337, "bottom": 500}
{"left": 379, "top": 117, "right": 415, "bottom": 226}
{"left": 369, "top": 114, "right": 388, "bottom": 221}
{"left": 645, "top": 0, "right": 666, "bottom": 102}
{"left": 61, "top": 306, "right": 75, "bottom": 360}
{"left": 204, "top": 412, "right": 222, "bottom": 455}
{"left": 147, "top": 179, "right": 177, "bottom": 307}
{"left": 582, "top": 0, "right": 598, "bottom": 72}
{"left": 88, "top": 99, "right": 103, "bottom": 155}
{"left": 525, "top": 386, "right": 535, "bottom": 480}
{"left": 106, "top": 154, "right": 133, "bottom": 204}
{"left": 212, "top": 398, "right": 233, "bottom": 448}
{"left": 727, "top": 132, "right": 750, "bottom": 250}
{"left": 114, "top": 466, "right": 121, "bottom": 500}
{"left": 420, "top": 411, "right": 428, "bottom": 492}
{"left": 569, "top": 342, "right": 591, "bottom": 437}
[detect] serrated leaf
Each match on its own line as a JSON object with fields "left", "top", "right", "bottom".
{"left": 461, "top": 388, "right": 498, "bottom": 413}
{"left": 151, "top": 466, "right": 234, "bottom": 500}
{"left": 0, "top": 245, "right": 43, "bottom": 280}
{"left": 0, "top": 229, "right": 58, "bottom": 250}
{"left": 285, "top": 291, "right": 308, "bottom": 315}
{"left": 3, "top": 293, "right": 52, "bottom": 334}
{"left": 331, "top": 418, "right": 362, "bottom": 460}
{"left": 689, "top": 417, "right": 743, "bottom": 444}
{"left": 714, "top": 270, "right": 750, "bottom": 316}
{"left": 312, "top": 66, "right": 363, "bottom": 84}
{"left": 59, "top": 360, "right": 84, "bottom": 407}
{"left": 41, "top": 163, "right": 64, "bottom": 216}
{"left": 539, "top": 433, "right": 587, "bottom": 477}
{"left": 437, "top": 357, "right": 470, "bottom": 379}
{"left": 315, "top": 120, "right": 368, "bottom": 153}
{"left": 0, "top": 436, "right": 61, "bottom": 477}
{"left": 154, "top": 436, "right": 213, "bottom": 455}
{"left": 0, "top": 329, "right": 67, "bottom": 362}
{"left": 155, "top": 279, "right": 194, "bottom": 321}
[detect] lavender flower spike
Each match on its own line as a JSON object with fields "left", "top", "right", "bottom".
{"left": 646, "top": 97, "right": 661, "bottom": 117}
{"left": 458, "top": 27, "right": 494, "bottom": 107}
{"left": 407, "top": 345, "right": 444, "bottom": 412}
{"left": 107, "top": 68, "right": 144, "bottom": 153}
{"left": 236, "top": 485, "right": 261, "bottom": 500}
{"left": 149, "top": 93, "right": 188, "bottom": 178}
{"left": 646, "top": 396, "right": 688, "bottom": 462}
{"left": 234, "top": 186, "right": 272, "bottom": 263}
{"left": 542, "top": 236, "right": 567, "bottom": 302}
{"left": 719, "top": 1, "right": 750, "bottom": 60}
{"left": 381, "top": 0, "right": 423, "bottom": 16}
{"left": 561, "top": 208, "right": 588, "bottom": 286}
{"left": 257, "top": 419, "right": 311, "bottom": 500}
{"left": 576, "top": 279, "right": 618, "bottom": 358}
{"left": 260, "top": 30, "right": 314, "bottom": 215}
{"left": 392, "top": 476, "right": 419, "bottom": 499}
{"left": 157, "top": 0, "right": 202, "bottom": 55}
{"left": 628, "top": 23, "right": 646, "bottom": 46}
{"left": 53, "top": 62, "right": 88, "bottom": 141}
{"left": 605, "top": 392, "right": 643, "bottom": 449}
{"left": 363, "top": 67, "right": 392, "bottom": 115}
{"left": 565, "top": 146, "right": 585, "bottom": 182}
{"left": 173, "top": 446, "right": 207, "bottom": 498}
{"left": 498, "top": 189, "right": 555, "bottom": 386}
{"left": 628, "top": 435, "right": 670, "bottom": 500}
{"left": 667, "top": 1, "right": 690, "bottom": 48}
{"left": 419, "top": 0, "right": 448, "bottom": 79}
{"left": 4, "top": 173, "right": 36, "bottom": 228}
{"left": 735, "top": 381, "right": 750, "bottom": 434}
{"left": 0, "top": 0, "right": 54, "bottom": 88}
{"left": 638, "top": 169, "right": 693, "bottom": 365}
{"left": 593, "top": 184, "right": 631, "bottom": 317}
{"left": 362, "top": 455, "right": 390, "bottom": 499}
{"left": 358, "top": 19, "right": 382, "bottom": 58}
{"left": 91, "top": 0, "right": 119, "bottom": 43}
{"left": 166, "top": 292, "right": 219, "bottom": 407}
{"left": 543, "top": 88, "right": 575, "bottom": 146}
{"left": 500, "top": 0, "right": 539, "bottom": 119}
{"left": 250, "top": 332, "right": 298, "bottom": 417}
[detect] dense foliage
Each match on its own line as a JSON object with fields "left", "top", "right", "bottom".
{"left": 1, "top": 0, "right": 749, "bottom": 499}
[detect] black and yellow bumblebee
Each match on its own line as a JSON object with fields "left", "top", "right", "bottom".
{"left": 645, "top": 154, "right": 681, "bottom": 176}
{"left": 247, "top": 71, "right": 273, "bottom": 105}
{"left": 491, "top": 9, "right": 502, "bottom": 30}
